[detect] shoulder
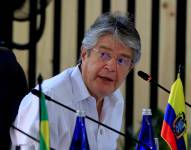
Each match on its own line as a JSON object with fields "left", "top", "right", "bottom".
{"left": 38, "top": 66, "right": 78, "bottom": 103}
{"left": 0, "top": 47, "right": 16, "bottom": 61}
{"left": 43, "top": 67, "right": 75, "bottom": 89}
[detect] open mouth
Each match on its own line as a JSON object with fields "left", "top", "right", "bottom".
{"left": 99, "top": 76, "right": 114, "bottom": 82}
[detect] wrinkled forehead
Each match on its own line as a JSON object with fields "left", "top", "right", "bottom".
{"left": 94, "top": 34, "right": 134, "bottom": 58}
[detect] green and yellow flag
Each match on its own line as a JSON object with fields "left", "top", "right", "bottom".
{"left": 40, "top": 93, "right": 50, "bottom": 150}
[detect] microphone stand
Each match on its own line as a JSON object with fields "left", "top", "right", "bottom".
{"left": 138, "top": 70, "right": 191, "bottom": 108}
{"left": 31, "top": 89, "right": 151, "bottom": 150}
{"left": 10, "top": 125, "right": 55, "bottom": 150}
{"left": 150, "top": 80, "right": 191, "bottom": 108}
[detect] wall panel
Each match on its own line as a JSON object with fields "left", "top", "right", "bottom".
{"left": 36, "top": 2, "right": 54, "bottom": 80}
{"left": 13, "top": 22, "right": 29, "bottom": 80}
{"left": 111, "top": 0, "right": 127, "bottom": 13}
{"left": 158, "top": 0, "right": 176, "bottom": 111}
{"left": 85, "top": 0, "right": 102, "bottom": 31}
{"left": 134, "top": 0, "right": 152, "bottom": 132}
{"left": 60, "top": 0, "right": 78, "bottom": 70}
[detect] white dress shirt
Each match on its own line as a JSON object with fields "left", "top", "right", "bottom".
{"left": 10, "top": 65, "right": 124, "bottom": 150}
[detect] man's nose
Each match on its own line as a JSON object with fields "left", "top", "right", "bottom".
{"left": 105, "top": 58, "right": 117, "bottom": 71}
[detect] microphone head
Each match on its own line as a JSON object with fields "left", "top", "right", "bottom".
{"left": 137, "top": 71, "right": 152, "bottom": 81}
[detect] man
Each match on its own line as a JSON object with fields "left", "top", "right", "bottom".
{"left": 0, "top": 47, "right": 28, "bottom": 149}
{"left": 10, "top": 11, "right": 141, "bottom": 150}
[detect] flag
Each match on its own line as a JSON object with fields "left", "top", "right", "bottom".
{"left": 40, "top": 92, "right": 50, "bottom": 150}
{"left": 161, "top": 74, "right": 187, "bottom": 150}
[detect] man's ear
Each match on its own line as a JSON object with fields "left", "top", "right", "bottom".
{"left": 81, "top": 47, "right": 87, "bottom": 61}
{"left": 128, "top": 63, "right": 134, "bottom": 73}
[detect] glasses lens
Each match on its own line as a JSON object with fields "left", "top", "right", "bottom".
{"left": 100, "top": 51, "right": 111, "bottom": 61}
{"left": 117, "top": 57, "right": 131, "bottom": 67}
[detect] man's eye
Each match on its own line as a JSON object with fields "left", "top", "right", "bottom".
{"left": 118, "top": 58, "right": 126, "bottom": 64}
{"left": 100, "top": 52, "right": 110, "bottom": 60}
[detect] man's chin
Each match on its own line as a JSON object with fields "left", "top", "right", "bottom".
{"left": 98, "top": 89, "right": 115, "bottom": 97}
{"left": 91, "top": 84, "right": 116, "bottom": 98}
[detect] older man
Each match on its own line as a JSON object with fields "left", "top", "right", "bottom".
{"left": 10, "top": 11, "right": 141, "bottom": 150}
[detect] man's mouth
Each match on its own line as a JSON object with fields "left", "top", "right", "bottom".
{"left": 99, "top": 76, "right": 114, "bottom": 82}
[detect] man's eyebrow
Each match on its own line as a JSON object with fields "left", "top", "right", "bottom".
{"left": 120, "top": 53, "right": 132, "bottom": 59}
{"left": 99, "top": 45, "right": 112, "bottom": 50}
{"left": 99, "top": 45, "right": 113, "bottom": 51}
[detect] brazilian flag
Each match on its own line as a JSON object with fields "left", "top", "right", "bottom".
{"left": 40, "top": 93, "right": 50, "bottom": 150}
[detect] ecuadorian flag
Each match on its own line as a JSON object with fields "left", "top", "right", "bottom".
{"left": 40, "top": 93, "right": 50, "bottom": 150}
{"left": 161, "top": 74, "right": 187, "bottom": 150}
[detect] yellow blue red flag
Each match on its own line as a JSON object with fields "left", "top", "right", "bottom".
{"left": 161, "top": 74, "right": 187, "bottom": 150}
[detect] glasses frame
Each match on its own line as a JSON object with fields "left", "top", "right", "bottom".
{"left": 91, "top": 48, "right": 133, "bottom": 69}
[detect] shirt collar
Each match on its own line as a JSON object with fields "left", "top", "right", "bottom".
{"left": 70, "top": 65, "right": 91, "bottom": 102}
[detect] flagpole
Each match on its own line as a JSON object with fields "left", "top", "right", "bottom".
{"left": 178, "top": 64, "right": 183, "bottom": 75}
{"left": 38, "top": 74, "right": 43, "bottom": 148}
{"left": 177, "top": 64, "right": 191, "bottom": 108}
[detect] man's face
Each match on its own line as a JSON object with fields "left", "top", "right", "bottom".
{"left": 81, "top": 34, "right": 134, "bottom": 99}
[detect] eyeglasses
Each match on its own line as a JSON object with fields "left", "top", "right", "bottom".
{"left": 92, "top": 48, "right": 133, "bottom": 68}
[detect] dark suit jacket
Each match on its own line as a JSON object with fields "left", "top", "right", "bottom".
{"left": 0, "top": 47, "right": 28, "bottom": 149}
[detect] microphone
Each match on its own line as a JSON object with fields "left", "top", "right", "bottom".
{"left": 138, "top": 71, "right": 170, "bottom": 94}
{"left": 31, "top": 89, "right": 151, "bottom": 150}
{"left": 137, "top": 71, "right": 152, "bottom": 82}
{"left": 137, "top": 70, "right": 191, "bottom": 108}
